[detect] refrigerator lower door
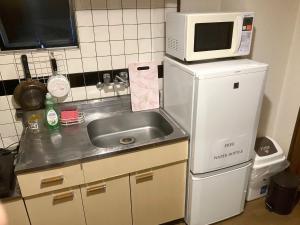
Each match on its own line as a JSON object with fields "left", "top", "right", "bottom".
{"left": 186, "top": 161, "right": 252, "bottom": 225}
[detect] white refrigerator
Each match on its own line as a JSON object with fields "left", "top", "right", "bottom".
{"left": 163, "top": 57, "right": 268, "bottom": 225}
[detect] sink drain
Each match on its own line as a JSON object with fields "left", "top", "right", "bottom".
{"left": 120, "top": 137, "right": 136, "bottom": 145}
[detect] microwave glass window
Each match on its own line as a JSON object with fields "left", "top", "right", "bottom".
{"left": 194, "top": 22, "right": 234, "bottom": 52}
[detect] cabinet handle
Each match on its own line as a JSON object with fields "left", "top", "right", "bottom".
{"left": 86, "top": 184, "right": 106, "bottom": 194}
{"left": 41, "top": 175, "right": 64, "bottom": 186}
{"left": 136, "top": 172, "right": 153, "bottom": 183}
{"left": 53, "top": 191, "right": 74, "bottom": 202}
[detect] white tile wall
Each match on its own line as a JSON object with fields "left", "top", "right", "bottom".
{"left": 0, "top": 110, "right": 13, "bottom": 124}
{"left": 93, "top": 10, "right": 109, "bottom": 26}
{"left": 0, "top": 0, "right": 176, "bottom": 79}
{"left": 110, "top": 41, "right": 125, "bottom": 55}
{"left": 0, "top": 0, "right": 177, "bottom": 148}
{"left": 109, "top": 25, "right": 124, "bottom": 40}
{"left": 124, "top": 25, "right": 138, "bottom": 39}
{"left": 96, "top": 42, "right": 111, "bottom": 56}
{"left": 80, "top": 43, "right": 97, "bottom": 57}
{"left": 82, "top": 57, "right": 98, "bottom": 72}
{"left": 71, "top": 87, "right": 87, "bottom": 101}
{"left": 123, "top": 9, "right": 137, "bottom": 24}
{"left": 97, "top": 56, "right": 112, "bottom": 70}
{"left": 86, "top": 85, "right": 101, "bottom": 99}
{"left": 108, "top": 10, "right": 123, "bottom": 25}
{"left": 94, "top": 26, "right": 110, "bottom": 41}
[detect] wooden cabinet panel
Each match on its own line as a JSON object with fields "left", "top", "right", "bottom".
{"left": 25, "top": 187, "right": 86, "bottom": 225}
{"left": 83, "top": 141, "right": 188, "bottom": 183}
{"left": 17, "top": 164, "right": 84, "bottom": 197}
{"left": 81, "top": 175, "right": 132, "bottom": 225}
{"left": 3, "top": 198, "right": 30, "bottom": 225}
{"left": 288, "top": 108, "right": 300, "bottom": 175}
{"left": 130, "top": 161, "right": 187, "bottom": 225}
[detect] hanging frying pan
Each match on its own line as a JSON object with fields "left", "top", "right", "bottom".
{"left": 13, "top": 55, "right": 47, "bottom": 110}
{"left": 47, "top": 53, "right": 70, "bottom": 98}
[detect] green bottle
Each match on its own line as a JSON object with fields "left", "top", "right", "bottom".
{"left": 45, "top": 93, "right": 59, "bottom": 130}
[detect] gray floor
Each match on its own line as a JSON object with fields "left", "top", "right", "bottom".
{"left": 173, "top": 198, "right": 300, "bottom": 225}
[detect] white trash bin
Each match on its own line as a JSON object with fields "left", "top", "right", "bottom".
{"left": 246, "top": 136, "right": 289, "bottom": 201}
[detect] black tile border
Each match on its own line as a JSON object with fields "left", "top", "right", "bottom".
{"left": 83, "top": 72, "right": 100, "bottom": 86}
{"left": 2, "top": 79, "right": 20, "bottom": 95}
{"left": 68, "top": 73, "right": 85, "bottom": 88}
{"left": 0, "top": 80, "right": 5, "bottom": 96}
{"left": 0, "top": 65, "right": 164, "bottom": 96}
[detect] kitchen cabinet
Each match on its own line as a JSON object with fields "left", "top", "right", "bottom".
{"left": 81, "top": 175, "right": 132, "bottom": 225}
{"left": 2, "top": 198, "right": 30, "bottom": 225}
{"left": 17, "top": 140, "right": 188, "bottom": 225}
{"left": 25, "top": 187, "right": 86, "bottom": 225}
{"left": 130, "top": 162, "right": 187, "bottom": 225}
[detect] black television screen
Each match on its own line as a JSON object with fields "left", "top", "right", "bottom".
{"left": 0, "top": 0, "right": 78, "bottom": 51}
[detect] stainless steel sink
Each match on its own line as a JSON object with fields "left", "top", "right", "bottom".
{"left": 87, "top": 111, "right": 174, "bottom": 148}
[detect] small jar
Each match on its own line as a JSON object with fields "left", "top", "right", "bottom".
{"left": 27, "top": 114, "right": 42, "bottom": 133}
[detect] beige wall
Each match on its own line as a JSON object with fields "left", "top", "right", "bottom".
{"left": 180, "top": 0, "right": 221, "bottom": 12}
{"left": 221, "top": 0, "right": 300, "bottom": 154}
{"left": 273, "top": 3, "right": 300, "bottom": 154}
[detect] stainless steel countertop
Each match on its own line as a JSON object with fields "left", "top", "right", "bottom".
{"left": 15, "top": 95, "right": 188, "bottom": 174}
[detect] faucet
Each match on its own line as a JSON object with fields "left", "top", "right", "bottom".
{"left": 96, "top": 73, "right": 111, "bottom": 90}
{"left": 114, "top": 72, "right": 129, "bottom": 88}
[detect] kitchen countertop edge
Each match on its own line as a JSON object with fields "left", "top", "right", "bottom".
{"left": 15, "top": 136, "right": 188, "bottom": 175}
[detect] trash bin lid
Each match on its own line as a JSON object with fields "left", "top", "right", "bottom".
{"left": 271, "top": 171, "right": 300, "bottom": 189}
{"left": 255, "top": 137, "right": 278, "bottom": 156}
{"left": 253, "top": 137, "right": 286, "bottom": 168}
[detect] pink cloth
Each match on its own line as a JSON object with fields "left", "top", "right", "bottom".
{"left": 129, "top": 62, "right": 159, "bottom": 112}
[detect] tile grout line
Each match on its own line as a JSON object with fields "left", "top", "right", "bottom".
{"left": 136, "top": 0, "right": 141, "bottom": 62}
{"left": 89, "top": 0, "right": 102, "bottom": 99}
{"left": 106, "top": 0, "right": 114, "bottom": 74}
{"left": 64, "top": 44, "right": 74, "bottom": 102}
{"left": 74, "top": 8, "right": 87, "bottom": 101}
{"left": 150, "top": 0, "right": 154, "bottom": 61}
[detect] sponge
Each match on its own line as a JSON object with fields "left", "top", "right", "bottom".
{"left": 60, "top": 110, "right": 79, "bottom": 121}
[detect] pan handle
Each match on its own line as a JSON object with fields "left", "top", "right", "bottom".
{"left": 21, "top": 55, "right": 31, "bottom": 80}
{"left": 50, "top": 53, "right": 58, "bottom": 74}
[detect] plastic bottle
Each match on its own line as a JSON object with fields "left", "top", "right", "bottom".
{"left": 45, "top": 93, "right": 59, "bottom": 130}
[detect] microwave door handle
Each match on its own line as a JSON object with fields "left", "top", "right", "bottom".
{"left": 235, "top": 17, "right": 243, "bottom": 52}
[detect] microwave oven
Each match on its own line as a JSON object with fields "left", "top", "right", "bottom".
{"left": 166, "top": 12, "right": 254, "bottom": 62}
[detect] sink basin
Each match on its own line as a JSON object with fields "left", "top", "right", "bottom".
{"left": 87, "top": 111, "right": 174, "bottom": 148}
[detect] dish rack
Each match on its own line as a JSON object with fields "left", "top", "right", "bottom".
{"left": 60, "top": 112, "right": 85, "bottom": 126}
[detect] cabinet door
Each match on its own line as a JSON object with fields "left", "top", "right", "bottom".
{"left": 3, "top": 198, "right": 30, "bottom": 225}
{"left": 81, "top": 175, "right": 132, "bottom": 225}
{"left": 25, "top": 187, "right": 86, "bottom": 225}
{"left": 130, "top": 161, "right": 187, "bottom": 225}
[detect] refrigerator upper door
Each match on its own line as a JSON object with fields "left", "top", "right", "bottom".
{"left": 186, "top": 161, "right": 252, "bottom": 225}
{"left": 163, "top": 59, "right": 195, "bottom": 134}
{"left": 190, "top": 70, "right": 266, "bottom": 174}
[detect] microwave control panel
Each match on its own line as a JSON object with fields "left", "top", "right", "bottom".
{"left": 238, "top": 17, "right": 254, "bottom": 54}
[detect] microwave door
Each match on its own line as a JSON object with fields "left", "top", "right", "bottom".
{"left": 194, "top": 21, "right": 235, "bottom": 52}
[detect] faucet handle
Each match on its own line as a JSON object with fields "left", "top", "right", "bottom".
{"left": 119, "top": 71, "right": 128, "bottom": 80}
